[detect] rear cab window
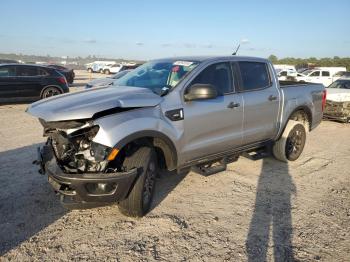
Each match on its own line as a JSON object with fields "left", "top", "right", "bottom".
{"left": 237, "top": 61, "right": 271, "bottom": 91}
{"left": 322, "top": 71, "right": 330, "bottom": 77}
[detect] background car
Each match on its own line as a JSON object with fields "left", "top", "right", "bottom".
{"left": 103, "top": 63, "right": 142, "bottom": 74}
{"left": 0, "top": 59, "right": 19, "bottom": 64}
{"left": 86, "top": 61, "right": 116, "bottom": 73}
{"left": 0, "top": 64, "right": 69, "bottom": 103}
{"left": 45, "top": 64, "right": 75, "bottom": 84}
{"left": 326, "top": 78, "right": 350, "bottom": 98}
{"left": 102, "top": 63, "right": 122, "bottom": 74}
{"left": 85, "top": 69, "right": 132, "bottom": 89}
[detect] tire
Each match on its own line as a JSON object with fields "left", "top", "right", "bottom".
{"left": 118, "top": 147, "right": 158, "bottom": 217}
{"left": 41, "top": 86, "right": 61, "bottom": 99}
{"left": 99, "top": 69, "right": 103, "bottom": 74}
{"left": 104, "top": 69, "right": 110, "bottom": 74}
{"left": 87, "top": 68, "right": 93, "bottom": 73}
{"left": 273, "top": 120, "right": 306, "bottom": 162}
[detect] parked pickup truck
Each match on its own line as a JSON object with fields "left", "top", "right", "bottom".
{"left": 27, "top": 56, "right": 326, "bottom": 217}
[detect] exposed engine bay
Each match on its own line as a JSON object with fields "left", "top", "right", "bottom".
{"left": 40, "top": 119, "right": 111, "bottom": 173}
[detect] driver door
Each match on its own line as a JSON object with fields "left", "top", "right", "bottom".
{"left": 181, "top": 62, "right": 244, "bottom": 163}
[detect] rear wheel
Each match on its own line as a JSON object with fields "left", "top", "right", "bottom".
{"left": 273, "top": 120, "right": 306, "bottom": 162}
{"left": 41, "top": 87, "right": 61, "bottom": 99}
{"left": 118, "top": 147, "right": 158, "bottom": 217}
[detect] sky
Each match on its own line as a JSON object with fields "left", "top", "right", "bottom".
{"left": 0, "top": 0, "right": 349, "bottom": 60}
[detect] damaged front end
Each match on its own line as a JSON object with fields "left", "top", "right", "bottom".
{"left": 35, "top": 119, "right": 137, "bottom": 209}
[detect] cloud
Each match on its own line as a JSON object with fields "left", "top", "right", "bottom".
{"left": 135, "top": 42, "right": 144, "bottom": 46}
{"left": 161, "top": 43, "right": 172, "bottom": 47}
{"left": 202, "top": 44, "right": 214, "bottom": 49}
{"left": 240, "top": 38, "right": 250, "bottom": 45}
{"left": 84, "top": 39, "right": 97, "bottom": 44}
{"left": 184, "top": 43, "right": 196, "bottom": 48}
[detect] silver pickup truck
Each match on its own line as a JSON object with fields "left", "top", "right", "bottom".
{"left": 27, "top": 56, "right": 326, "bottom": 217}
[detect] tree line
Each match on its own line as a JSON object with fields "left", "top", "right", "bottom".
{"left": 268, "top": 55, "right": 350, "bottom": 70}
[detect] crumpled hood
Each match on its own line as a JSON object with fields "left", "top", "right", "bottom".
{"left": 26, "top": 86, "right": 163, "bottom": 121}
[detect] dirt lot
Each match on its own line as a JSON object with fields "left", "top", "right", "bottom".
{"left": 0, "top": 71, "right": 349, "bottom": 261}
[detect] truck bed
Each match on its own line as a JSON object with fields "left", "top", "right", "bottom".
{"left": 278, "top": 81, "right": 324, "bottom": 131}
{"left": 279, "top": 81, "right": 321, "bottom": 87}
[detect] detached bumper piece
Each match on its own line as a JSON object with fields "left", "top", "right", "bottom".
{"left": 35, "top": 145, "right": 138, "bottom": 209}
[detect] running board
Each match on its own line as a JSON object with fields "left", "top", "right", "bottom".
{"left": 192, "top": 163, "right": 227, "bottom": 176}
{"left": 242, "top": 150, "right": 270, "bottom": 161}
{"left": 192, "top": 159, "right": 228, "bottom": 176}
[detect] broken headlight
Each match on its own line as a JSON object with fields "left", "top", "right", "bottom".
{"left": 50, "top": 125, "right": 111, "bottom": 173}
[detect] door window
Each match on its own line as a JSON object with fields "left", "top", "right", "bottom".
{"left": 0, "top": 66, "right": 16, "bottom": 77}
{"left": 190, "top": 62, "right": 233, "bottom": 95}
{"left": 280, "top": 71, "right": 287, "bottom": 76}
{"left": 38, "top": 68, "right": 49, "bottom": 76}
{"left": 322, "top": 71, "right": 330, "bottom": 77}
{"left": 16, "top": 66, "right": 38, "bottom": 77}
{"left": 310, "top": 71, "right": 320, "bottom": 77}
{"left": 238, "top": 62, "right": 271, "bottom": 91}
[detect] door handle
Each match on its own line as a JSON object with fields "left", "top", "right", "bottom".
{"left": 268, "top": 95, "right": 277, "bottom": 101}
{"left": 227, "top": 101, "right": 240, "bottom": 109}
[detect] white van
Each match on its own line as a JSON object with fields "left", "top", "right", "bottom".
{"left": 296, "top": 68, "right": 345, "bottom": 86}
{"left": 315, "top": 67, "right": 346, "bottom": 76}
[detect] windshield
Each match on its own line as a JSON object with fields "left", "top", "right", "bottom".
{"left": 114, "top": 60, "right": 199, "bottom": 95}
{"left": 302, "top": 70, "right": 312, "bottom": 76}
{"left": 328, "top": 80, "right": 350, "bottom": 89}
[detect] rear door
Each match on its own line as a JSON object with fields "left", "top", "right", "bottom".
{"left": 321, "top": 71, "right": 332, "bottom": 86}
{"left": 15, "top": 66, "right": 43, "bottom": 97}
{"left": 181, "top": 62, "right": 244, "bottom": 162}
{"left": 237, "top": 61, "right": 280, "bottom": 144}
{"left": 307, "top": 70, "right": 321, "bottom": 83}
{"left": 0, "top": 65, "right": 18, "bottom": 98}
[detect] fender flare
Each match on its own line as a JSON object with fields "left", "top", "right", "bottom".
{"left": 278, "top": 106, "right": 313, "bottom": 139}
{"left": 114, "top": 130, "right": 178, "bottom": 171}
{"left": 287, "top": 106, "right": 312, "bottom": 128}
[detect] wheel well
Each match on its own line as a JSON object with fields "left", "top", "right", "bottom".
{"left": 40, "top": 85, "right": 63, "bottom": 98}
{"left": 109, "top": 135, "right": 177, "bottom": 171}
{"left": 289, "top": 107, "right": 312, "bottom": 131}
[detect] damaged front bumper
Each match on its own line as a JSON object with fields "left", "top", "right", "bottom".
{"left": 35, "top": 145, "right": 137, "bottom": 209}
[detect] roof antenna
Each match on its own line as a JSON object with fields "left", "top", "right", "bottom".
{"left": 232, "top": 44, "right": 240, "bottom": 55}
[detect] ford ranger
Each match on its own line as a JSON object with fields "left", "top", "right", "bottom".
{"left": 27, "top": 56, "right": 326, "bottom": 217}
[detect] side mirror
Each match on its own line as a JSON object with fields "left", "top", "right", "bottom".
{"left": 184, "top": 84, "right": 218, "bottom": 101}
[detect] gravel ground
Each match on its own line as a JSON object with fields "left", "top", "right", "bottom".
{"left": 0, "top": 71, "right": 349, "bottom": 261}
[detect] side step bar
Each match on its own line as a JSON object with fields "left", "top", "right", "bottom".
{"left": 192, "top": 155, "right": 239, "bottom": 176}
{"left": 242, "top": 149, "right": 271, "bottom": 161}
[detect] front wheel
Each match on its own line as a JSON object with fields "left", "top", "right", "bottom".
{"left": 273, "top": 120, "right": 306, "bottom": 162}
{"left": 118, "top": 147, "right": 158, "bottom": 217}
{"left": 104, "top": 69, "right": 110, "bottom": 74}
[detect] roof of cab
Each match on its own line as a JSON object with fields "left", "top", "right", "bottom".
{"left": 153, "top": 55, "right": 270, "bottom": 63}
